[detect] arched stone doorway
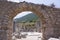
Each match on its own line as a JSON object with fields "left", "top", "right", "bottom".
{"left": 8, "top": 2, "right": 50, "bottom": 40}
{"left": 0, "top": 1, "right": 60, "bottom": 40}
{"left": 11, "top": 8, "right": 46, "bottom": 40}
{"left": 13, "top": 11, "right": 42, "bottom": 32}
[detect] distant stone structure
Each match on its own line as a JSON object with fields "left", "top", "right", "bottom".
{"left": 0, "top": 0, "right": 60, "bottom": 40}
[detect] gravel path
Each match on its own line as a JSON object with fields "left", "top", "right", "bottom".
{"left": 12, "top": 32, "right": 60, "bottom": 40}
{"left": 16, "top": 35, "right": 41, "bottom": 40}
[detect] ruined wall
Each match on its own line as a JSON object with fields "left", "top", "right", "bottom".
{"left": 0, "top": 1, "right": 60, "bottom": 40}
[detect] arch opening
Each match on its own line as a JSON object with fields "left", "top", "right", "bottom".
{"left": 12, "top": 11, "right": 43, "bottom": 40}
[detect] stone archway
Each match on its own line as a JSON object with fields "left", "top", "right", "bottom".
{"left": 10, "top": 3, "right": 47, "bottom": 40}
{"left": 0, "top": 1, "right": 60, "bottom": 40}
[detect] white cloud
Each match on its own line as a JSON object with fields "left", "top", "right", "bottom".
{"left": 8, "top": 0, "right": 20, "bottom": 3}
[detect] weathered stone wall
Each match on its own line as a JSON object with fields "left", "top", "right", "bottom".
{"left": 42, "top": 8, "right": 60, "bottom": 40}
{"left": 0, "top": 1, "right": 60, "bottom": 40}
{"left": 0, "top": 0, "right": 7, "bottom": 1}
{"left": 0, "top": 30, "right": 7, "bottom": 40}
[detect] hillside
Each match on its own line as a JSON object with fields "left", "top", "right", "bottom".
{"left": 14, "top": 13, "right": 39, "bottom": 23}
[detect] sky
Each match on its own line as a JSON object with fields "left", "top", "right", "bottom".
{"left": 8, "top": 0, "right": 60, "bottom": 19}
{"left": 8, "top": 0, "right": 60, "bottom": 8}
{"left": 14, "top": 11, "right": 32, "bottom": 19}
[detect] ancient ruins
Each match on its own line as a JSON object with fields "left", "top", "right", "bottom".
{"left": 0, "top": 0, "right": 60, "bottom": 40}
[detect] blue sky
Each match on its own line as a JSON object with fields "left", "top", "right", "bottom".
{"left": 8, "top": 0, "right": 60, "bottom": 8}
{"left": 8, "top": 0, "right": 60, "bottom": 19}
